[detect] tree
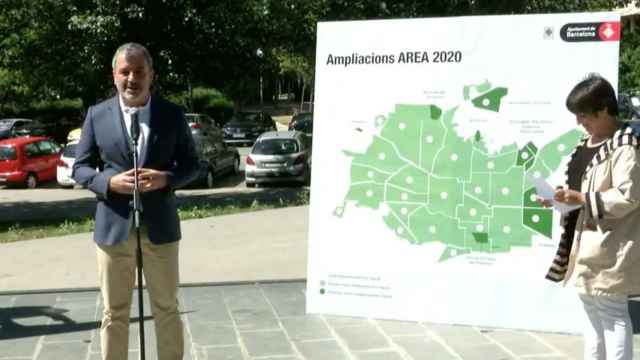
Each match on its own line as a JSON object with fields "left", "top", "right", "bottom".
{"left": 274, "top": 48, "right": 314, "bottom": 111}
{"left": 0, "top": 0, "right": 90, "bottom": 104}
{"left": 0, "top": 0, "right": 638, "bottom": 114}
{"left": 620, "top": 23, "right": 640, "bottom": 92}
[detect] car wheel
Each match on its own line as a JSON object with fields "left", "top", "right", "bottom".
{"left": 205, "top": 169, "right": 215, "bottom": 189}
{"left": 233, "top": 157, "right": 240, "bottom": 174}
{"left": 25, "top": 173, "right": 38, "bottom": 189}
{"left": 246, "top": 182, "right": 255, "bottom": 188}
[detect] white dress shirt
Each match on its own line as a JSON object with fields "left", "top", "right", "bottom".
{"left": 119, "top": 96, "right": 151, "bottom": 161}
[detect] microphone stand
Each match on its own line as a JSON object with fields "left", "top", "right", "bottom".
{"left": 130, "top": 112, "right": 146, "bottom": 360}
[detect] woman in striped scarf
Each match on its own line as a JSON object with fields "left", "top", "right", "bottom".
{"left": 545, "top": 74, "right": 640, "bottom": 360}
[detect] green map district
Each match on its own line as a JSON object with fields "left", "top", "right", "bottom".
{"left": 336, "top": 83, "right": 583, "bottom": 261}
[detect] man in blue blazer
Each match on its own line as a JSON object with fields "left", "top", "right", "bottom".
{"left": 73, "top": 43, "right": 199, "bottom": 360}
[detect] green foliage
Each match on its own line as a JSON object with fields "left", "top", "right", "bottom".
{"left": 620, "top": 24, "right": 640, "bottom": 93}
{"left": 0, "top": 0, "right": 101, "bottom": 104}
{"left": 522, "top": 0, "right": 627, "bottom": 13}
{"left": 205, "top": 96, "right": 236, "bottom": 123}
{"left": 168, "top": 87, "right": 235, "bottom": 123}
{"left": 0, "top": 97, "right": 84, "bottom": 143}
{"left": 0, "top": 218, "right": 95, "bottom": 243}
{"left": 0, "top": 188, "right": 310, "bottom": 243}
{"left": 30, "top": 99, "right": 84, "bottom": 141}
{"left": 0, "top": 0, "right": 638, "bottom": 109}
{"left": 273, "top": 48, "right": 314, "bottom": 110}
{"left": 31, "top": 98, "right": 83, "bottom": 120}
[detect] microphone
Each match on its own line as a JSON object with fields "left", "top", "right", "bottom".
{"left": 130, "top": 111, "right": 140, "bottom": 143}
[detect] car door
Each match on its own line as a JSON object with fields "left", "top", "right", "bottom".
{"left": 211, "top": 118, "right": 236, "bottom": 172}
{"left": 38, "top": 140, "right": 61, "bottom": 181}
{"left": 202, "top": 120, "right": 226, "bottom": 172}
{"left": 217, "top": 141, "right": 235, "bottom": 171}
{"left": 198, "top": 129, "right": 216, "bottom": 166}
{"left": 23, "top": 142, "right": 46, "bottom": 177}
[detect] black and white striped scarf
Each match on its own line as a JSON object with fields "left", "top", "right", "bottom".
{"left": 545, "top": 124, "right": 640, "bottom": 282}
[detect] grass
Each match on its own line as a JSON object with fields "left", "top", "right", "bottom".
{"left": 0, "top": 190, "right": 309, "bottom": 243}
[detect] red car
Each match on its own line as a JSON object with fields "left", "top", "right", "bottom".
{"left": 0, "top": 136, "right": 62, "bottom": 188}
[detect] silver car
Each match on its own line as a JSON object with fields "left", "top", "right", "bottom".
{"left": 245, "top": 131, "right": 311, "bottom": 187}
{"left": 0, "top": 118, "right": 32, "bottom": 140}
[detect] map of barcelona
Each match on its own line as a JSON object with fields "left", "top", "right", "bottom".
{"left": 334, "top": 81, "right": 583, "bottom": 261}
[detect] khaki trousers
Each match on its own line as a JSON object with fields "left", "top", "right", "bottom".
{"left": 97, "top": 228, "right": 184, "bottom": 360}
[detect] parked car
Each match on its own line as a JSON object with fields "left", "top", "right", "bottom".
{"left": 56, "top": 141, "right": 78, "bottom": 188}
{"left": 186, "top": 113, "right": 221, "bottom": 138}
{"left": 185, "top": 113, "right": 241, "bottom": 188}
{"left": 19, "top": 120, "right": 52, "bottom": 137}
{"left": 222, "top": 111, "right": 277, "bottom": 145}
{"left": 0, "top": 136, "right": 62, "bottom": 188}
{"left": 245, "top": 131, "right": 311, "bottom": 187}
{"left": 288, "top": 112, "right": 313, "bottom": 135}
{"left": 0, "top": 118, "right": 33, "bottom": 140}
{"left": 66, "top": 127, "right": 82, "bottom": 143}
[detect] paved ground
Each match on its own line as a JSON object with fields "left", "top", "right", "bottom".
{"left": 0, "top": 206, "right": 308, "bottom": 291}
{"left": 0, "top": 282, "right": 611, "bottom": 360}
{"left": 3, "top": 206, "right": 640, "bottom": 359}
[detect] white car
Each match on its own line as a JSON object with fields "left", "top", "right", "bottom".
{"left": 56, "top": 141, "right": 78, "bottom": 188}
{"left": 245, "top": 131, "right": 311, "bottom": 187}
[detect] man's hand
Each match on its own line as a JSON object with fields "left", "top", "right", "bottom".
{"left": 137, "top": 168, "right": 169, "bottom": 192}
{"left": 553, "top": 188, "right": 585, "bottom": 206}
{"left": 108, "top": 169, "right": 136, "bottom": 194}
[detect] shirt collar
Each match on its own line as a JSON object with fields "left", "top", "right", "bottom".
{"left": 119, "top": 95, "right": 151, "bottom": 115}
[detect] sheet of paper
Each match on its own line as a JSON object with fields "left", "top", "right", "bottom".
{"left": 529, "top": 176, "right": 582, "bottom": 214}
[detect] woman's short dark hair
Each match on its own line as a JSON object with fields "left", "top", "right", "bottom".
{"left": 566, "top": 74, "right": 618, "bottom": 116}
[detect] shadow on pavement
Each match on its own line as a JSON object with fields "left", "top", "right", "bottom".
{"left": 0, "top": 306, "right": 99, "bottom": 340}
{"left": 0, "top": 305, "right": 194, "bottom": 340}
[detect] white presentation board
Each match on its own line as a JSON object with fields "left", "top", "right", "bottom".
{"left": 306, "top": 12, "right": 620, "bottom": 333}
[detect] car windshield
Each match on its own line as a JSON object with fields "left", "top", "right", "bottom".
{"left": 253, "top": 139, "right": 299, "bottom": 155}
{"left": 293, "top": 113, "right": 312, "bottom": 122}
{"left": 62, "top": 143, "right": 77, "bottom": 157}
{"left": 293, "top": 120, "right": 312, "bottom": 132}
{"left": 0, "top": 146, "right": 17, "bottom": 160}
{"left": 186, "top": 114, "right": 210, "bottom": 124}
{"left": 229, "top": 113, "right": 259, "bottom": 124}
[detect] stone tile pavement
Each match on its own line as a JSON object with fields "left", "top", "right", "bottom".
{"left": 2, "top": 281, "right": 640, "bottom": 359}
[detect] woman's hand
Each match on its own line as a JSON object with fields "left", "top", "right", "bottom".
{"left": 535, "top": 196, "right": 553, "bottom": 208}
{"left": 553, "top": 188, "right": 585, "bottom": 206}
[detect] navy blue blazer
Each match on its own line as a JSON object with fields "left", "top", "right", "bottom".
{"left": 73, "top": 95, "right": 199, "bottom": 246}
